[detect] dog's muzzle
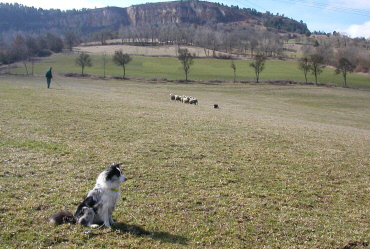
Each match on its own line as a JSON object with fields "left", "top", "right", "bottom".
{"left": 120, "top": 176, "right": 127, "bottom": 182}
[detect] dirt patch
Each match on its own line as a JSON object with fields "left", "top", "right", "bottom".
{"left": 74, "top": 44, "right": 207, "bottom": 57}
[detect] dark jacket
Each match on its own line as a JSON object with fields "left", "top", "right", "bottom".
{"left": 45, "top": 69, "right": 52, "bottom": 79}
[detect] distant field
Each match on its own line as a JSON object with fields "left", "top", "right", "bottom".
{"left": 0, "top": 75, "right": 369, "bottom": 248}
{"left": 7, "top": 51, "right": 370, "bottom": 89}
{"left": 74, "top": 44, "right": 208, "bottom": 57}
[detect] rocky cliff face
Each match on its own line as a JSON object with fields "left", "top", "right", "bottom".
{"left": 126, "top": 1, "right": 247, "bottom": 25}
{"left": 50, "top": 1, "right": 252, "bottom": 30}
{"left": 0, "top": 1, "right": 307, "bottom": 33}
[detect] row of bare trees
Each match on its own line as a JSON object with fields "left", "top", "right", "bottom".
{"left": 114, "top": 24, "right": 370, "bottom": 70}
{"left": 114, "top": 23, "right": 286, "bottom": 58}
{"left": 75, "top": 50, "right": 132, "bottom": 78}
{"left": 298, "top": 44, "right": 367, "bottom": 87}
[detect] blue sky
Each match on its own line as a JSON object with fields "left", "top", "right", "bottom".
{"left": 4, "top": 0, "right": 370, "bottom": 38}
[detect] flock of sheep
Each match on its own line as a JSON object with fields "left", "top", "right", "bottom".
{"left": 170, "top": 93, "right": 198, "bottom": 105}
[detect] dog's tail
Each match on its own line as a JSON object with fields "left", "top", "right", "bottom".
{"left": 49, "top": 210, "right": 77, "bottom": 225}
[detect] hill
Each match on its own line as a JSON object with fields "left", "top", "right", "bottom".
{"left": 0, "top": 1, "right": 309, "bottom": 34}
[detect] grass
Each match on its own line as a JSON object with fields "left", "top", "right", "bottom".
{"left": 0, "top": 75, "right": 369, "bottom": 248}
{"left": 9, "top": 53, "right": 370, "bottom": 89}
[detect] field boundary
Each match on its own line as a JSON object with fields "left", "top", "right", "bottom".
{"left": 2, "top": 71, "right": 369, "bottom": 91}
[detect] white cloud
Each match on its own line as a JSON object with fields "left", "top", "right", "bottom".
{"left": 328, "top": 0, "right": 370, "bottom": 9}
{"left": 340, "top": 21, "right": 370, "bottom": 38}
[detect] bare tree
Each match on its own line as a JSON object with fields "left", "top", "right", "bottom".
{"left": 93, "top": 29, "right": 112, "bottom": 45}
{"left": 301, "top": 44, "right": 314, "bottom": 56}
{"left": 0, "top": 43, "right": 14, "bottom": 72}
{"left": 222, "top": 32, "right": 238, "bottom": 54}
{"left": 356, "top": 52, "right": 370, "bottom": 73}
{"left": 75, "top": 52, "right": 92, "bottom": 76}
{"left": 12, "top": 34, "right": 26, "bottom": 60}
{"left": 178, "top": 48, "right": 195, "bottom": 82}
{"left": 315, "top": 41, "right": 334, "bottom": 65}
{"left": 112, "top": 50, "right": 132, "bottom": 78}
{"left": 196, "top": 28, "right": 215, "bottom": 56}
{"left": 102, "top": 51, "right": 108, "bottom": 78}
{"left": 310, "top": 54, "right": 325, "bottom": 85}
{"left": 148, "top": 24, "right": 159, "bottom": 44}
{"left": 298, "top": 56, "right": 311, "bottom": 83}
{"left": 46, "top": 33, "right": 64, "bottom": 53}
{"left": 25, "top": 36, "right": 39, "bottom": 75}
{"left": 13, "top": 34, "right": 29, "bottom": 74}
{"left": 230, "top": 60, "right": 236, "bottom": 82}
{"left": 249, "top": 54, "right": 266, "bottom": 83}
{"left": 181, "top": 25, "right": 195, "bottom": 45}
{"left": 249, "top": 38, "right": 259, "bottom": 56}
{"left": 335, "top": 58, "right": 355, "bottom": 88}
{"left": 282, "top": 34, "right": 290, "bottom": 44}
{"left": 118, "top": 24, "right": 126, "bottom": 44}
{"left": 37, "top": 34, "right": 48, "bottom": 51}
{"left": 64, "top": 30, "right": 79, "bottom": 51}
{"left": 258, "top": 32, "right": 283, "bottom": 57}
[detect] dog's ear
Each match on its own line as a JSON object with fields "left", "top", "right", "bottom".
{"left": 106, "top": 163, "right": 123, "bottom": 180}
{"left": 110, "top": 162, "right": 123, "bottom": 168}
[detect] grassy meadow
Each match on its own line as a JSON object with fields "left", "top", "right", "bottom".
{"left": 8, "top": 53, "right": 370, "bottom": 89}
{"left": 0, "top": 74, "right": 369, "bottom": 248}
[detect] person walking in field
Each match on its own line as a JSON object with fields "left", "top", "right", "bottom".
{"left": 45, "top": 67, "right": 53, "bottom": 88}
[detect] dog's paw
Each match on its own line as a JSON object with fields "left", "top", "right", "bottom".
{"left": 89, "top": 224, "right": 100, "bottom": 229}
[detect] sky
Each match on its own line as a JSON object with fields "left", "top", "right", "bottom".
{"left": 3, "top": 0, "right": 370, "bottom": 38}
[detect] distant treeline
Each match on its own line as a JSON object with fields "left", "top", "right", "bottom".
{"left": 0, "top": 3, "right": 88, "bottom": 32}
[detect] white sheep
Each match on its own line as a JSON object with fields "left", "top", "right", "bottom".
{"left": 182, "top": 96, "right": 190, "bottom": 103}
{"left": 171, "top": 93, "right": 198, "bottom": 105}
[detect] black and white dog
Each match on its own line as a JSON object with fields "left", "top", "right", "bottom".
{"left": 49, "top": 163, "right": 127, "bottom": 228}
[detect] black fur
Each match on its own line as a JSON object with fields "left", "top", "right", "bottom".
{"left": 74, "top": 196, "right": 97, "bottom": 218}
{"left": 106, "top": 163, "right": 123, "bottom": 181}
{"left": 49, "top": 211, "right": 76, "bottom": 225}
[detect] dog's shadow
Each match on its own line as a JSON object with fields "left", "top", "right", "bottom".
{"left": 112, "top": 222, "right": 189, "bottom": 245}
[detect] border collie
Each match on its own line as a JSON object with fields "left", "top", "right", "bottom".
{"left": 49, "top": 163, "right": 127, "bottom": 228}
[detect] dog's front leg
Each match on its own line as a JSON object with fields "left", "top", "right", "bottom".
{"left": 100, "top": 211, "right": 111, "bottom": 227}
{"left": 93, "top": 202, "right": 111, "bottom": 227}
{"left": 108, "top": 208, "right": 115, "bottom": 226}
{"left": 100, "top": 207, "right": 112, "bottom": 227}
{"left": 101, "top": 211, "right": 111, "bottom": 227}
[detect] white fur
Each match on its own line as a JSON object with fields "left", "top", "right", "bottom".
{"left": 49, "top": 164, "right": 127, "bottom": 228}
{"left": 87, "top": 167, "right": 126, "bottom": 227}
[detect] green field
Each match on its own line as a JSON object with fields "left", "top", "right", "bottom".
{"left": 0, "top": 75, "right": 369, "bottom": 248}
{"left": 8, "top": 53, "right": 370, "bottom": 89}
